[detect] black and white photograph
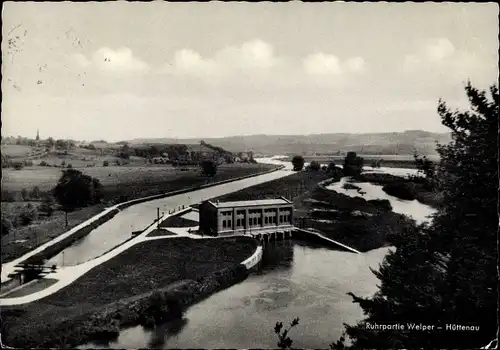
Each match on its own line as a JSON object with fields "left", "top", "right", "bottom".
{"left": 0, "top": 2, "right": 498, "bottom": 349}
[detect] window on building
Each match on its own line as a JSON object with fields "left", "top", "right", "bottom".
{"left": 253, "top": 217, "right": 257, "bottom": 225}
{"left": 222, "top": 220, "right": 227, "bottom": 228}
{"left": 264, "top": 217, "right": 268, "bottom": 224}
{"left": 258, "top": 217, "right": 262, "bottom": 225}
{"left": 237, "top": 219, "right": 241, "bottom": 227}
{"left": 227, "top": 220, "right": 232, "bottom": 229}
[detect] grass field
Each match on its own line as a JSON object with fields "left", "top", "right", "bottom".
{"left": 147, "top": 229, "right": 178, "bottom": 237}
{"left": 1, "top": 163, "right": 277, "bottom": 263}
{"left": 1, "top": 204, "right": 107, "bottom": 263}
{"left": 2, "top": 237, "right": 257, "bottom": 348}
{"left": 0, "top": 278, "right": 59, "bottom": 299}
{"left": 1, "top": 163, "right": 274, "bottom": 193}
{"left": 1, "top": 145, "right": 35, "bottom": 158}
{"left": 159, "top": 215, "right": 199, "bottom": 228}
{"left": 208, "top": 170, "right": 332, "bottom": 204}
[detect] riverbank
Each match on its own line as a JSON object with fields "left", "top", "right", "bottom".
{"left": 1, "top": 236, "right": 257, "bottom": 348}
{"left": 1, "top": 163, "right": 278, "bottom": 264}
{"left": 354, "top": 172, "right": 442, "bottom": 208}
{"left": 296, "top": 181, "right": 416, "bottom": 252}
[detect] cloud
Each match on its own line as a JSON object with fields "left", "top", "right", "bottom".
{"left": 423, "top": 38, "right": 455, "bottom": 62}
{"left": 72, "top": 53, "right": 92, "bottom": 68}
{"left": 303, "top": 53, "right": 367, "bottom": 76}
{"left": 73, "top": 47, "right": 149, "bottom": 73}
{"left": 163, "top": 39, "right": 285, "bottom": 79}
{"left": 402, "top": 37, "right": 476, "bottom": 74}
{"left": 303, "top": 53, "right": 342, "bottom": 75}
{"left": 172, "top": 49, "right": 219, "bottom": 76}
{"left": 344, "top": 56, "right": 366, "bottom": 73}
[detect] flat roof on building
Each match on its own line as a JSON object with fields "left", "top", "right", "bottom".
{"left": 208, "top": 198, "right": 292, "bottom": 209}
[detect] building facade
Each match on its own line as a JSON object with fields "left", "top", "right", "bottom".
{"left": 199, "top": 197, "right": 294, "bottom": 236}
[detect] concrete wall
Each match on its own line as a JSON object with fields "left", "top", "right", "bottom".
{"left": 241, "top": 245, "right": 263, "bottom": 270}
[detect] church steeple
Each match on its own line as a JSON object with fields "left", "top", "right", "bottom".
{"left": 36, "top": 129, "right": 40, "bottom": 141}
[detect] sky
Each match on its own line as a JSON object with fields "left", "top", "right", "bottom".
{"left": 1, "top": 2, "right": 498, "bottom": 142}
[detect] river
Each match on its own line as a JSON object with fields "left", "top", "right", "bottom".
{"left": 79, "top": 161, "right": 435, "bottom": 349}
{"left": 326, "top": 176, "right": 436, "bottom": 224}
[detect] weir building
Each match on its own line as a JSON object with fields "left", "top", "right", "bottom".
{"left": 199, "top": 197, "right": 294, "bottom": 236}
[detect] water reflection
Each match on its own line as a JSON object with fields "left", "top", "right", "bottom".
{"left": 258, "top": 239, "right": 295, "bottom": 272}
{"left": 148, "top": 318, "right": 189, "bottom": 348}
{"left": 78, "top": 240, "right": 386, "bottom": 349}
{"left": 90, "top": 332, "right": 119, "bottom": 347}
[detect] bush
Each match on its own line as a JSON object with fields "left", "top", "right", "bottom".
{"left": 1, "top": 216, "right": 13, "bottom": 236}
{"left": 39, "top": 161, "right": 49, "bottom": 166}
{"left": 13, "top": 163, "right": 24, "bottom": 170}
{"left": 382, "top": 182, "right": 415, "bottom": 201}
{"left": 103, "top": 160, "right": 109, "bottom": 167}
{"left": 30, "top": 186, "right": 41, "bottom": 200}
{"left": 24, "top": 160, "right": 34, "bottom": 166}
{"left": 309, "top": 160, "right": 321, "bottom": 171}
{"left": 61, "top": 160, "right": 66, "bottom": 167}
{"left": 67, "top": 164, "right": 73, "bottom": 169}
{"left": 39, "top": 195, "right": 55, "bottom": 217}
{"left": 291, "top": 155, "right": 305, "bottom": 171}
{"left": 1, "top": 190, "right": 17, "bottom": 202}
{"left": 367, "top": 199, "right": 393, "bottom": 211}
{"left": 200, "top": 159, "right": 217, "bottom": 177}
{"left": 18, "top": 203, "right": 38, "bottom": 226}
{"left": 21, "top": 188, "right": 29, "bottom": 201}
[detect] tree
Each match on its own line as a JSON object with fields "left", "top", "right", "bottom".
{"left": 327, "top": 161, "right": 338, "bottom": 173}
{"left": 343, "top": 152, "right": 363, "bottom": 176}
{"left": 30, "top": 186, "right": 41, "bottom": 199}
{"left": 53, "top": 169, "right": 103, "bottom": 227}
{"left": 55, "top": 139, "right": 67, "bottom": 150}
{"left": 291, "top": 155, "right": 305, "bottom": 171}
{"left": 47, "top": 137, "right": 55, "bottom": 148}
{"left": 39, "top": 194, "right": 55, "bottom": 217}
{"left": 19, "top": 203, "right": 37, "bottom": 225}
{"left": 117, "top": 144, "right": 131, "bottom": 159}
{"left": 200, "top": 159, "right": 217, "bottom": 177}
{"left": 341, "top": 81, "right": 498, "bottom": 349}
{"left": 21, "top": 188, "right": 29, "bottom": 201}
{"left": 275, "top": 318, "right": 300, "bottom": 349}
{"left": 309, "top": 160, "right": 321, "bottom": 171}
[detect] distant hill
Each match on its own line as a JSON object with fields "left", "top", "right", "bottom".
{"left": 127, "top": 130, "right": 452, "bottom": 156}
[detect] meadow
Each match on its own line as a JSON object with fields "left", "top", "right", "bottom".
{"left": 2, "top": 237, "right": 257, "bottom": 348}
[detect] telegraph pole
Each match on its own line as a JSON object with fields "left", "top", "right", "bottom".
{"left": 157, "top": 207, "right": 160, "bottom": 228}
